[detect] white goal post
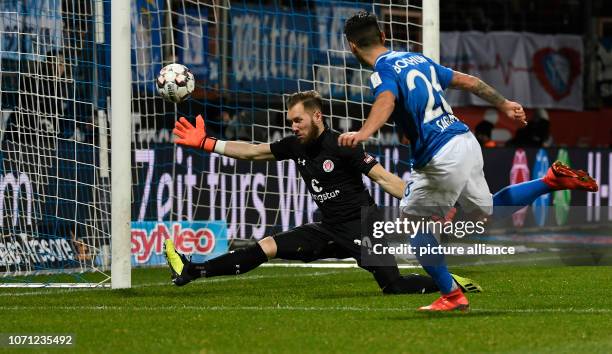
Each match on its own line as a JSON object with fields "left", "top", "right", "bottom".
{"left": 422, "top": 0, "right": 440, "bottom": 62}
{"left": 110, "top": 0, "right": 133, "bottom": 289}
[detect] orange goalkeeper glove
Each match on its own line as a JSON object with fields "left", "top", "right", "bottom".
{"left": 173, "top": 114, "right": 219, "bottom": 153}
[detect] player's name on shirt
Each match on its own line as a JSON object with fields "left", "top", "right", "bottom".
{"left": 390, "top": 54, "right": 428, "bottom": 73}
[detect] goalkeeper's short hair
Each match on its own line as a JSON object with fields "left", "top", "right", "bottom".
{"left": 286, "top": 90, "right": 323, "bottom": 115}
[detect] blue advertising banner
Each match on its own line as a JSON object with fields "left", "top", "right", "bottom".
{"left": 0, "top": 0, "right": 63, "bottom": 61}
{"left": 176, "top": 7, "right": 218, "bottom": 84}
{"left": 313, "top": 2, "right": 371, "bottom": 100}
{"left": 229, "top": 2, "right": 370, "bottom": 100}
{"left": 314, "top": 2, "right": 365, "bottom": 64}
{"left": 131, "top": 0, "right": 164, "bottom": 92}
{"left": 230, "top": 4, "right": 314, "bottom": 94}
{"left": 131, "top": 220, "right": 228, "bottom": 266}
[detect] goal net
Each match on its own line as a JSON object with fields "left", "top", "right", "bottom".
{"left": 0, "top": 0, "right": 114, "bottom": 286}
{"left": 129, "top": 0, "right": 429, "bottom": 261}
{"left": 0, "top": 0, "right": 433, "bottom": 286}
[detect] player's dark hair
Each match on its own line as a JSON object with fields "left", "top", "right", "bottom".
{"left": 344, "top": 11, "right": 383, "bottom": 48}
{"left": 286, "top": 90, "right": 323, "bottom": 114}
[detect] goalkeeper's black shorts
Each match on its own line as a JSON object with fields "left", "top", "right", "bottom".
{"left": 272, "top": 216, "right": 401, "bottom": 290}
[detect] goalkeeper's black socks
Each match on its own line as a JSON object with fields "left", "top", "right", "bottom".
{"left": 382, "top": 274, "right": 439, "bottom": 294}
{"left": 186, "top": 243, "right": 268, "bottom": 279}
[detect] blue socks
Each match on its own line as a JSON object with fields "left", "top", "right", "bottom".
{"left": 410, "top": 232, "right": 455, "bottom": 294}
{"left": 492, "top": 179, "right": 551, "bottom": 219}
{"left": 407, "top": 179, "right": 553, "bottom": 294}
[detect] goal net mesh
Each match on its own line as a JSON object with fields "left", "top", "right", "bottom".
{"left": 0, "top": 0, "right": 423, "bottom": 281}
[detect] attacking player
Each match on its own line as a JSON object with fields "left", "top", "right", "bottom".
{"left": 338, "top": 11, "right": 597, "bottom": 311}
{"left": 166, "top": 90, "right": 597, "bottom": 297}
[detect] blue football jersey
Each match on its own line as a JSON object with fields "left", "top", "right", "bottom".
{"left": 369, "top": 51, "right": 469, "bottom": 169}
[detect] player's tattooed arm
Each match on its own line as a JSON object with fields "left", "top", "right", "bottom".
{"left": 472, "top": 80, "right": 506, "bottom": 107}
{"left": 451, "top": 71, "right": 506, "bottom": 107}
{"left": 450, "top": 71, "right": 527, "bottom": 126}
{"left": 450, "top": 71, "right": 505, "bottom": 107}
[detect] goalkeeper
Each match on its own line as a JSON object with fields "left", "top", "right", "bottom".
{"left": 166, "top": 90, "right": 476, "bottom": 294}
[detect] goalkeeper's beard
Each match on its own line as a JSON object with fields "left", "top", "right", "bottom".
{"left": 297, "top": 124, "right": 322, "bottom": 144}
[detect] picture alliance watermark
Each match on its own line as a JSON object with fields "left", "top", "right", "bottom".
{"left": 365, "top": 217, "right": 516, "bottom": 257}
{"left": 365, "top": 242, "right": 516, "bottom": 257}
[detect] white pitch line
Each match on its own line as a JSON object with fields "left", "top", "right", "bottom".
{"left": 261, "top": 262, "right": 420, "bottom": 269}
{"left": 0, "top": 305, "right": 611, "bottom": 314}
{"left": 0, "top": 270, "right": 350, "bottom": 297}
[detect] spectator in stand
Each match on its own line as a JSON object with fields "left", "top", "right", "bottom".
{"left": 220, "top": 111, "right": 240, "bottom": 140}
{"left": 475, "top": 120, "right": 497, "bottom": 148}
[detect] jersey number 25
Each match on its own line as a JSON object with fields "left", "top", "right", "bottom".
{"left": 406, "top": 66, "right": 453, "bottom": 123}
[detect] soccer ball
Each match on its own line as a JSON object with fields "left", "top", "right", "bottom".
{"left": 156, "top": 63, "right": 195, "bottom": 103}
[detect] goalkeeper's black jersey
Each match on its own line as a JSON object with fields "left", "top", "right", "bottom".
{"left": 270, "top": 129, "right": 378, "bottom": 224}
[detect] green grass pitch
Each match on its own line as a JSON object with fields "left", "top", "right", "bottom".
{"left": 2, "top": 265, "right": 612, "bottom": 353}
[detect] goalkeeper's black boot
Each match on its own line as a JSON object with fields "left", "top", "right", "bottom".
{"left": 163, "top": 239, "right": 195, "bottom": 286}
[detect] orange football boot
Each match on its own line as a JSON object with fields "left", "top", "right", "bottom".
{"left": 418, "top": 288, "right": 469, "bottom": 312}
{"left": 543, "top": 161, "right": 598, "bottom": 192}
